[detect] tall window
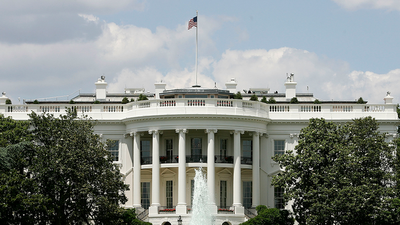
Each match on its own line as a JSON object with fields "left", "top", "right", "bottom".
{"left": 166, "top": 139, "right": 173, "bottom": 162}
{"left": 274, "top": 140, "right": 285, "bottom": 156}
{"left": 274, "top": 187, "right": 284, "bottom": 209}
{"left": 242, "top": 140, "right": 252, "bottom": 158}
{"left": 220, "top": 180, "right": 227, "bottom": 208}
{"left": 141, "top": 182, "right": 150, "bottom": 209}
{"left": 166, "top": 180, "right": 173, "bottom": 208}
{"left": 220, "top": 139, "right": 227, "bottom": 157}
{"left": 191, "top": 138, "right": 202, "bottom": 162}
{"left": 107, "top": 140, "right": 119, "bottom": 161}
{"left": 243, "top": 181, "right": 252, "bottom": 208}
{"left": 141, "top": 140, "right": 151, "bottom": 164}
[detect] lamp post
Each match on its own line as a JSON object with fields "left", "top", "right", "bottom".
{"left": 178, "top": 215, "right": 182, "bottom": 225}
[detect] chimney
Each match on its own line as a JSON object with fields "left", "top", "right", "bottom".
{"left": 95, "top": 76, "right": 107, "bottom": 100}
{"left": 285, "top": 73, "right": 297, "bottom": 99}
{"left": 384, "top": 91, "right": 394, "bottom": 104}
{"left": 225, "top": 78, "right": 238, "bottom": 93}
{"left": 154, "top": 81, "right": 167, "bottom": 99}
{"left": 0, "top": 92, "right": 8, "bottom": 105}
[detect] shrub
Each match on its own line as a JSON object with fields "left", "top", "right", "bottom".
{"left": 33, "top": 100, "right": 39, "bottom": 104}
{"left": 121, "top": 97, "right": 129, "bottom": 104}
{"left": 313, "top": 99, "right": 321, "bottom": 104}
{"left": 5, "top": 99, "right": 11, "bottom": 104}
{"left": 93, "top": 100, "right": 100, "bottom": 104}
{"left": 234, "top": 92, "right": 242, "bottom": 99}
{"left": 268, "top": 97, "right": 276, "bottom": 104}
{"left": 138, "top": 94, "right": 148, "bottom": 101}
{"left": 290, "top": 97, "right": 299, "bottom": 104}
{"left": 69, "top": 100, "right": 75, "bottom": 104}
{"left": 250, "top": 94, "right": 258, "bottom": 101}
{"left": 261, "top": 96, "right": 267, "bottom": 104}
{"left": 357, "top": 97, "right": 366, "bottom": 104}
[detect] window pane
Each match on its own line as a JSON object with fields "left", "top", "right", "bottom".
{"left": 220, "top": 180, "right": 227, "bottom": 208}
{"left": 220, "top": 139, "right": 227, "bottom": 157}
{"left": 243, "top": 181, "right": 252, "bottom": 208}
{"left": 274, "top": 187, "right": 284, "bottom": 209}
{"left": 166, "top": 180, "right": 173, "bottom": 208}
{"left": 141, "top": 182, "right": 150, "bottom": 209}
{"left": 242, "top": 140, "right": 252, "bottom": 158}
{"left": 107, "top": 140, "right": 119, "bottom": 161}
{"left": 274, "top": 140, "right": 285, "bottom": 156}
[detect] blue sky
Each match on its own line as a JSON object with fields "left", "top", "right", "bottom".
{"left": 1, "top": 0, "right": 399, "bottom": 104}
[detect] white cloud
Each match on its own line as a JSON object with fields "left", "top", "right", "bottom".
{"left": 333, "top": 0, "right": 400, "bottom": 11}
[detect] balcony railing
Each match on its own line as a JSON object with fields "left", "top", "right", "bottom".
{"left": 141, "top": 157, "right": 152, "bottom": 165}
{"left": 159, "top": 155, "right": 178, "bottom": 163}
{"left": 186, "top": 155, "right": 207, "bottom": 163}
{"left": 144, "top": 155, "right": 252, "bottom": 165}
{"left": 241, "top": 156, "right": 252, "bottom": 165}
{"left": 215, "top": 155, "right": 234, "bottom": 163}
{"left": 217, "top": 206, "right": 234, "bottom": 214}
{"left": 2, "top": 100, "right": 397, "bottom": 121}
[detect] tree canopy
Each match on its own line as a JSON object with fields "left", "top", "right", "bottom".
{"left": 240, "top": 205, "right": 294, "bottom": 225}
{"left": 272, "top": 117, "right": 398, "bottom": 225}
{"left": 0, "top": 110, "right": 129, "bottom": 224}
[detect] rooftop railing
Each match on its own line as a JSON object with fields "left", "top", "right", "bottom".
{"left": 1, "top": 99, "right": 397, "bottom": 121}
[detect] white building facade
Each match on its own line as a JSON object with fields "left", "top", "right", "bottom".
{"left": 1, "top": 76, "right": 398, "bottom": 225}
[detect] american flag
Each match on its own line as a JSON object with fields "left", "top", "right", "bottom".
{"left": 188, "top": 16, "right": 197, "bottom": 30}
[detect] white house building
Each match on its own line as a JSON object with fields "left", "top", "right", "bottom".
{"left": 0, "top": 75, "right": 398, "bottom": 225}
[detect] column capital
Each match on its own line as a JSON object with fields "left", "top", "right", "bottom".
{"left": 205, "top": 129, "right": 218, "bottom": 134}
{"left": 261, "top": 133, "right": 269, "bottom": 138}
{"left": 175, "top": 128, "right": 188, "bottom": 134}
{"left": 149, "top": 130, "right": 163, "bottom": 135}
{"left": 249, "top": 131, "right": 261, "bottom": 137}
{"left": 230, "top": 130, "right": 244, "bottom": 135}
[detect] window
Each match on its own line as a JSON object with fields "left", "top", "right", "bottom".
{"left": 141, "top": 182, "right": 150, "bottom": 209}
{"left": 107, "top": 140, "right": 119, "bottom": 161}
{"left": 220, "top": 139, "right": 227, "bottom": 157}
{"left": 166, "top": 180, "right": 173, "bottom": 208}
{"left": 274, "top": 187, "right": 284, "bottom": 209}
{"left": 141, "top": 140, "right": 151, "bottom": 164}
{"left": 243, "top": 181, "right": 252, "bottom": 208}
{"left": 191, "top": 138, "right": 202, "bottom": 162}
{"left": 166, "top": 139, "right": 173, "bottom": 162}
{"left": 274, "top": 140, "right": 285, "bottom": 156}
{"left": 220, "top": 180, "right": 227, "bottom": 208}
{"left": 242, "top": 140, "right": 252, "bottom": 158}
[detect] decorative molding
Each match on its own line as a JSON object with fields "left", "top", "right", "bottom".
{"left": 289, "top": 133, "right": 299, "bottom": 138}
{"left": 205, "top": 129, "right": 218, "bottom": 134}
{"left": 175, "top": 128, "right": 188, "bottom": 134}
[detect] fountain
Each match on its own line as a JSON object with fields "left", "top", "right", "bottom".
{"left": 189, "top": 167, "right": 214, "bottom": 225}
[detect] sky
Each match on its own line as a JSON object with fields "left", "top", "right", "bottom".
{"left": 1, "top": 0, "right": 400, "bottom": 104}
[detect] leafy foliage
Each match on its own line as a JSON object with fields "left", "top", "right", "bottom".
{"left": 261, "top": 96, "right": 267, "bottom": 104}
{"left": 69, "top": 99, "right": 75, "bottom": 104}
{"left": 273, "top": 117, "right": 396, "bottom": 225}
{"left": 5, "top": 99, "right": 11, "bottom": 104}
{"left": 250, "top": 94, "right": 258, "bottom": 101}
{"left": 240, "top": 206, "right": 294, "bottom": 225}
{"left": 138, "top": 94, "right": 148, "bottom": 101}
{"left": 33, "top": 99, "right": 39, "bottom": 104}
{"left": 234, "top": 92, "right": 243, "bottom": 99}
{"left": 121, "top": 97, "right": 129, "bottom": 104}
{"left": 289, "top": 97, "right": 298, "bottom": 104}
{"left": 313, "top": 99, "right": 321, "bottom": 104}
{"left": 268, "top": 97, "right": 276, "bottom": 104}
{"left": 357, "top": 97, "right": 366, "bottom": 104}
{"left": 0, "top": 110, "right": 129, "bottom": 224}
{"left": 94, "top": 100, "right": 101, "bottom": 104}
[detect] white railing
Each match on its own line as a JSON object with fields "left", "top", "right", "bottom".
{"left": 216, "top": 100, "right": 233, "bottom": 107}
{"left": 270, "top": 105, "right": 290, "bottom": 112}
{"left": 187, "top": 99, "right": 205, "bottom": 106}
{"left": 160, "top": 100, "right": 176, "bottom": 107}
{"left": 1, "top": 101, "right": 397, "bottom": 121}
{"left": 300, "top": 105, "right": 321, "bottom": 112}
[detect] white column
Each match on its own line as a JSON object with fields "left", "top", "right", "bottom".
{"left": 252, "top": 132, "right": 260, "bottom": 207}
{"left": 131, "top": 132, "right": 141, "bottom": 208}
{"left": 233, "top": 130, "right": 244, "bottom": 213}
{"left": 176, "top": 129, "right": 188, "bottom": 214}
{"left": 149, "top": 130, "right": 161, "bottom": 215}
{"left": 206, "top": 129, "right": 218, "bottom": 214}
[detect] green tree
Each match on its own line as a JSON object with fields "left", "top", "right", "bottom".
{"left": 138, "top": 94, "right": 148, "bottom": 101}
{"left": 250, "top": 94, "right": 258, "bottom": 101}
{"left": 268, "top": 97, "right": 276, "bottom": 104}
{"left": 261, "top": 96, "right": 267, "bottom": 104}
{"left": 240, "top": 205, "right": 294, "bottom": 225}
{"left": 289, "top": 97, "right": 298, "bottom": 104}
{"left": 5, "top": 99, "right": 11, "bottom": 104}
{"left": 0, "top": 111, "right": 129, "bottom": 224}
{"left": 121, "top": 97, "right": 129, "bottom": 104}
{"left": 234, "top": 92, "right": 243, "bottom": 99}
{"left": 313, "top": 99, "right": 321, "bottom": 104}
{"left": 273, "top": 117, "right": 396, "bottom": 225}
{"left": 357, "top": 97, "right": 366, "bottom": 104}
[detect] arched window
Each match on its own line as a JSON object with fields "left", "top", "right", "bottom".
{"left": 222, "top": 222, "right": 230, "bottom": 225}
{"left": 163, "top": 222, "right": 171, "bottom": 225}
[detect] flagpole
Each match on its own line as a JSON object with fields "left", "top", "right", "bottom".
{"left": 195, "top": 10, "right": 198, "bottom": 86}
